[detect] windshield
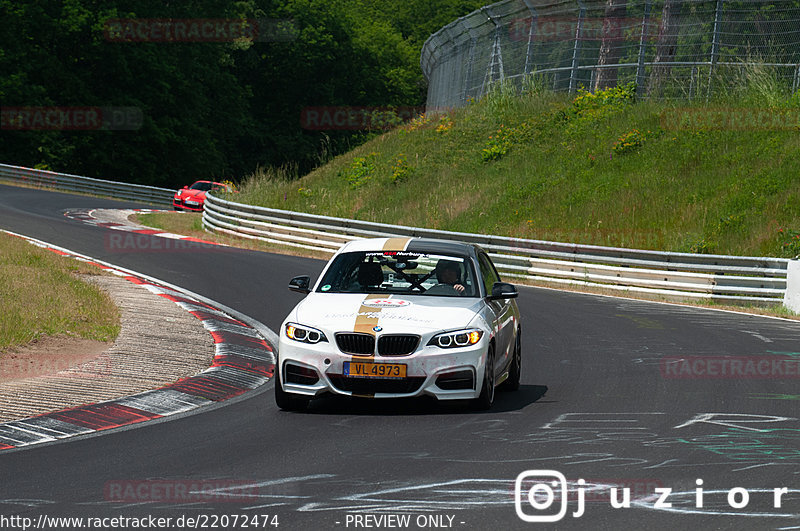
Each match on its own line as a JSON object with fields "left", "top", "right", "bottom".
{"left": 316, "top": 251, "right": 478, "bottom": 297}
{"left": 189, "top": 182, "right": 213, "bottom": 191}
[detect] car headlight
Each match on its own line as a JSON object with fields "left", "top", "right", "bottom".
{"left": 427, "top": 329, "right": 483, "bottom": 349}
{"left": 285, "top": 323, "right": 328, "bottom": 344}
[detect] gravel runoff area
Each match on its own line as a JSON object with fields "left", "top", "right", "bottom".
{"left": 0, "top": 274, "right": 215, "bottom": 422}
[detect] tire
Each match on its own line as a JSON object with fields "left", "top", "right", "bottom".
{"left": 500, "top": 330, "right": 521, "bottom": 392}
{"left": 274, "top": 363, "right": 310, "bottom": 412}
{"left": 472, "top": 345, "right": 495, "bottom": 411}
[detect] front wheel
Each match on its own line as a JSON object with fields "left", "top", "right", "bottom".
{"left": 274, "top": 363, "right": 310, "bottom": 412}
{"left": 500, "top": 330, "right": 521, "bottom": 392}
{"left": 471, "top": 345, "right": 495, "bottom": 411}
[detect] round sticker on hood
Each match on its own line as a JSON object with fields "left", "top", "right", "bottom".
{"left": 361, "top": 299, "right": 412, "bottom": 308}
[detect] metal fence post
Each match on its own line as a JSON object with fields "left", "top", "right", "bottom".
{"left": 635, "top": 0, "right": 653, "bottom": 98}
{"left": 523, "top": 0, "right": 538, "bottom": 75}
{"left": 569, "top": 0, "right": 586, "bottom": 94}
{"left": 462, "top": 35, "right": 478, "bottom": 105}
{"left": 707, "top": 0, "right": 724, "bottom": 100}
{"left": 481, "top": 8, "right": 505, "bottom": 98}
{"left": 493, "top": 25, "right": 505, "bottom": 81}
{"left": 793, "top": 64, "right": 800, "bottom": 94}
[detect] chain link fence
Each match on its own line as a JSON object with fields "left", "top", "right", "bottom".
{"left": 421, "top": 0, "right": 800, "bottom": 109}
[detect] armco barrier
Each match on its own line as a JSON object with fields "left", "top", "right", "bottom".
{"left": 0, "top": 163, "right": 174, "bottom": 207}
{"left": 202, "top": 192, "right": 791, "bottom": 306}
{"left": 2, "top": 163, "right": 792, "bottom": 307}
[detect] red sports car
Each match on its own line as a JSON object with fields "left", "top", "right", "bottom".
{"left": 172, "top": 181, "right": 232, "bottom": 212}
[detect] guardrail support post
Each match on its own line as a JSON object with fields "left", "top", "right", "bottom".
{"left": 784, "top": 260, "right": 800, "bottom": 313}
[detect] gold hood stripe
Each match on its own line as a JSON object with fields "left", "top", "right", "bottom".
{"left": 382, "top": 237, "right": 411, "bottom": 251}
{"left": 353, "top": 294, "right": 386, "bottom": 345}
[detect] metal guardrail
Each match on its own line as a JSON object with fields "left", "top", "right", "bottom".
{"left": 1, "top": 163, "right": 790, "bottom": 305}
{"left": 203, "top": 192, "right": 790, "bottom": 305}
{"left": 0, "top": 163, "right": 174, "bottom": 207}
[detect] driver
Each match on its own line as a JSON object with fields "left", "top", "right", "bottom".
{"left": 434, "top": 260, "right": 466, "bottom": 294}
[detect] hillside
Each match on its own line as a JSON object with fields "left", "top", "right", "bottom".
{"left": 231, "top": 81, "right": 800, "bottom": 258}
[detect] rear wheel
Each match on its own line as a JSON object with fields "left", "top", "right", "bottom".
{"left": 500, "top": 330, "right": 521, "bottom": 392}
{"left": 472, "top": 345, "right": 495, "bottom": 411}
{"left": 274, "top": 362, "right": 310, "bottom": 412}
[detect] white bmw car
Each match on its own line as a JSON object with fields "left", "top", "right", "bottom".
{"left": 275, "top": 237, "right": 522, "bottom": 411}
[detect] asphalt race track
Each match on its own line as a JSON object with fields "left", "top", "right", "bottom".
{"left": 1, "top": 183, "right": 800, "bottom": 530}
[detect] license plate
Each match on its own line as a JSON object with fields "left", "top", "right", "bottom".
{"left": 344, "top": 361, "right": 406, "bottom": 379}
{"left": 185, "top": 200, "right": 199, "bottom": 206}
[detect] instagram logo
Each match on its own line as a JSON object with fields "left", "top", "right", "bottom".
{"left": 515, "top": 470, "right": 569, "bottom": 522}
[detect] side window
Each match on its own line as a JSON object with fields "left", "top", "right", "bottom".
{"left": 477, "top": 253, "right": 500, "bottom": 296}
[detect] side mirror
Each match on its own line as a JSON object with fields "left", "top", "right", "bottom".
{"left": 182, "top": 185, "right": 188, "bottom": 189}
{"left": 488, "top": 281, "right": 518, "bottom": 300}
{"left": 288, "top": 275, "right": 311, "bottom": 294}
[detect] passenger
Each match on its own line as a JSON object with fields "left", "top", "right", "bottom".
{"left": 433, "top": 260, "right": 465, "bottom": 294}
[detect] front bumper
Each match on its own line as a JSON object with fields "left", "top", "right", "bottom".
{"left": 172, "top": 198, "right": 203, "bottom": 212}
{"left": 277, "top": 335, "right": 488, "bottom": 400}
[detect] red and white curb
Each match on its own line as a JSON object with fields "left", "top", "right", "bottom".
{"left": 0, "top": 230, "right": 275, "bottom": 452}
{"left": 63, "top": 208, "right": 227, "bottom": 248}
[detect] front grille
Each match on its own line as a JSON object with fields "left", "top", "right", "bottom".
{"left": 335, "top": 333, "right": 375, "bottom": 355}
{"left": 436, "top": 370, "right": 474, "bottom": 390}
{"left": 284, "top": 363, "right": 319, "bottom": 385}
{"left": 377, "top": 335, "right": 420, "bottom": 356}
{"left": 329, "top": 375, "right": 425, "bottom": 395}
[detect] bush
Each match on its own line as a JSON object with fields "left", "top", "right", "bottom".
{"left": 390, "top": 154, "right": 412, "bottom": 183}
{"left": 435, "top": 115, "right": 454, "bottom": 134}
{"left": 340, "top": 153, "right": 378, "bottom": 189}
{"left": 612, "top": 129, "right": 645, "bottom": 155}
{"left": 569, "top": 82, "right": 636, "bottom": 120}
{"left": 481, "top": 122, "right": 533, "bottom": 162}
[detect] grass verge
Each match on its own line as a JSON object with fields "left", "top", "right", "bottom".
{"left": 0, "top": 232, "right": 120, "bottom": 353}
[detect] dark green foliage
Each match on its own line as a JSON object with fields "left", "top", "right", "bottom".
{"left": 0, "top": 0, "right": 486, "bottom": 187}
